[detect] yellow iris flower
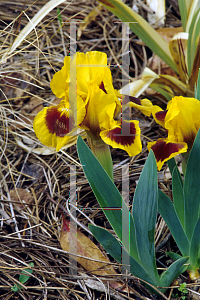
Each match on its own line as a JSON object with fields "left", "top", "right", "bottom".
{"left": 33, "top": 51, "right": 152, "bottom": 156}
{"left": 148, "top": 96, "right": 200, "bottom": 170}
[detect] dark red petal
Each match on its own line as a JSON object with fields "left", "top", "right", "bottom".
{"left": 155, "top": 110, "right": 167, "bottom": 122}
{"left": 129, "top": 96, "right": 141, "bottom": 105}
{"left": 45, "top": 107, "right": 74, "bottom": 137}
{"left": 106, "top": 122, "right": 137, "bottom": 146}
{"left": 151, "top": 139, "right": 185, "bottom": 163}
{"left": 120, "top": 95, "right": 141, "bottom": 105}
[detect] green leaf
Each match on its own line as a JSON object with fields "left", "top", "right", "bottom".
{"left": 190, "top": 218, "right": 200, "bottom": 267}
{"left": 97, "top": 0, "right": 177, "bottom": 73}
{"left": 195, "top": 69, "right": 200, "bottom": 100}
{"left": 166, "top": 252, "right": 188, "bottom": 275}
{"left": 187, "top": 8, "right": 200, "bottom": 77}
{"left": 172, "top": 167, "right": 184, "bottom": 227}
{"left": 11, "top": 263, "right": 34, "bottom": 292}
{"left": 132, "top": 151, "right": 158, "bottom": 282}
{"left": 184, "top": 128, "right": 200, "bottom": 241}
{"left": 159, "top": 257, "right": 189, "bottom": 289}
{"left": 89, "top": 225, "right": 158, "bottom": 287}
{"left": 158, "top": 189, "right": 189, "bottom": 256}
{"left": 178, "top": 0, "right": 193, "bottom": 31}
{"left": 166, "top": 252, "right": 183, "bottom": 261}
{"left": 167, "top": 157, "right": 177, "bottom": 176}
{"left": 168, "top": 157, "right": 183, "bottom": 185}
{"left": 77, "top": 136, "right": 139, "bottom": 260}
{"left": 149, "top": 83, "right": 173, "bottom": 101}
{"left": 57, "top": 7, "right": 62, "bottom": 26}
{"left": 185, "top": 0, "right": 200, "bottom": 33}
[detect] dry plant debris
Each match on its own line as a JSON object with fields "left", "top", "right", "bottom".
{"left": 0, "top": 0, "right": 197, "bottom": 299}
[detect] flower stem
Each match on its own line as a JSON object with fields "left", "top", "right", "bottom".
{"left": 87, "top": 135, "right": 114, "bottom": 181}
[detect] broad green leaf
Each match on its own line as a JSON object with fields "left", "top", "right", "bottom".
{"left": 158, "top": 189, "right": 189, "bottom": 256}
{"left": 167, "top": 157, "right": 178, "bottom": 176}
{"left": 184, "top": 128, "right": 200, "bottom": 241}
{"left": 190, "top": 218, "right": 200, "bottom": 267}
{"left": 77, "top": 136, "right": 139, "bottom": 261}
{"left": 159, "top": 257, "right": 189, "bottom": 289}
{"left": 97, "top": 0, "right": 177, "bottom": 72}
{"left": 132, "top": 151, "right": 158, "bottom": 282}
{"left": 166, "top": 252, "right": 188, "bottom": 275}
{"left": 11, "top": 262, "right": 34, "bottom": 292}
{"left": 172, "top": 167, "right": 184, "bottom": 228}
{"left": 178, "top": 0, "right": 193, "bottom": 31}
{"left": 89, "top": 225, "right": 158, "bottom": 288}
{"left": 195, "top": 69, "right": 200, "bottom": 100}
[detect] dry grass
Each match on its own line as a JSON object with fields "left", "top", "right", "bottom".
{"left": 0, "top": 1, "right": 197, "bottom": 299}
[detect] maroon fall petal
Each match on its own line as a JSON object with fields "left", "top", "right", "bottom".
{"left": 45, "top": 107, "right": 74, "bottom": 137}
{"left": 129, "top": 96, "right": 141, "bottom": 105}
{"left": 106, "top": 122, "right": 137, "bottom": 146}
{"left": 155, "top": 110, "right": 167, "bottom": 122}
{"left": 151, "top": 139, "right": 185, "bottom": 163}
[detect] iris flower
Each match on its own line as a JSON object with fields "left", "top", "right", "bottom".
{"left": 33, "top": 51, "right": 152, "bottom": 156}
{"left": 148, "top": 96, "right": 200, "bottom": 170}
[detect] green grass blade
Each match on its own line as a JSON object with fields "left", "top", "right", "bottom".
{"left": 77, "top": 136, "right": 139, "bottom": 260}
{"left": 97, "top": 0, "right": 177, "bottom": 72}
{"left": 184, "top": 128, "right": 200, "bottom": 241}
{"left": 172, "top": 167, "right": 184, "bottom": 227}
{"left": 57, "top": 7, "right": 62, "bottom": 26}
{"left": 158, "top": 189, "right": 189, "bottom": 256}
{"left": 132, "top": 151, "right": 159, "bottom": 282}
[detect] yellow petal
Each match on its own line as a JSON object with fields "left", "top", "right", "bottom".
{"left": 33, "top": 98, "right": 85, "bottom": 151}
{"left": 81, "top": 84, "right": 117, "bottom": 138}
{"left": 165, "top": 96, "right": 200, "bottom": 147}
{"left": 128, "top": 97, "right": 153, "bottom": 117}
{"left": 50, "top": 56, "right": 70, "bottom": 99}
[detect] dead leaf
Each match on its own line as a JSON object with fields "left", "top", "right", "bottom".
{"left": 9, "top": 188, "right": 34, "bottom": 210}
{"left": 156, "top": 27, "right": 183, "bottom": 43}
{"left": 60, "top": 216, "right": 132, "bottom": 293}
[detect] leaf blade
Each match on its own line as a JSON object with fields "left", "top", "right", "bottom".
{"left": 97, "top": 0, "right": 177, "bottom": 72}
{"left": 158, "top": 189, "right": 189, "bottom": 256}
{"left": 184, "top": 128, "right": 200, "bottom": 240}
{"left": 132, "top": 151, "right": 159, "bottom": 282}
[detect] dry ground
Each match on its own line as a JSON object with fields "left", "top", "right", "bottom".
{"left": 0, "top": 1, "right": 197, "bottom": 299}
